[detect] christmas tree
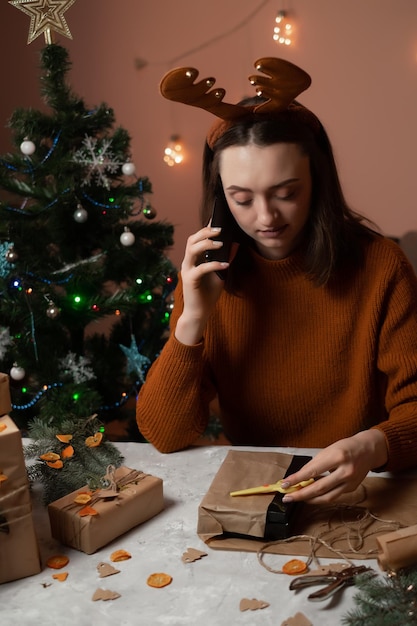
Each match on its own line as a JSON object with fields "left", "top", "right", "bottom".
{"left": 0, "top": 41, "right": 176, "bottom": 435}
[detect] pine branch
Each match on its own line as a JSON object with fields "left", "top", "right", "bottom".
{"left": 342, "top": 568, "right": 417, "bottom": 625}
{"left": 24, "top": 415, "right": 124, "bottom": 504}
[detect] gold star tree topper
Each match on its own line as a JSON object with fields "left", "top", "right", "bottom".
{"left": 9, "top": 0, "right": 77, "bottom": 45}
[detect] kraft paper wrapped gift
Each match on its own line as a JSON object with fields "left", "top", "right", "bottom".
{"left": 197, "top": 450, "right": 310, "bottom": 548}
{"left": 376, "top": 524, "right": 417, "bottom": 572}
{"left": 197, "top": 449, "right": 417, "bottom": 560}
{"left": 48, "top": 466, "right": 164, "bottom": 554}
{"left": 0, "top": 374, "right": 42, "bottom": 584}
{"left": 0, "top": 372, "right": 11, "bottom": 416}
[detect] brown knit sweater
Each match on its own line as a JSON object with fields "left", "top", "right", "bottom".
{"left": 136, "top": 235, "right": 417, "bottom": 471}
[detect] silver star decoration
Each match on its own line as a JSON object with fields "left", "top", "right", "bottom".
{"left": 119, "top": 335, "right": 151, "bottom": 383}
{"left": 9, "top": 0, "right": 76, "bottom": 45}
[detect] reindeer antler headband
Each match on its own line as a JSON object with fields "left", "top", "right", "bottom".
{"left": 160, "top": 57, "right": 318, "bottom": 148}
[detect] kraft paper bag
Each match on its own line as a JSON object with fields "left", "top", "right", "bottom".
{"left": 197, "top": 449, "right": 417, "bottom": 560}
{"left": 0, "top": 415, "right": 42, "bottom": 584}
{"left": 198, "top": 450, "right": 299, "bottom": 541}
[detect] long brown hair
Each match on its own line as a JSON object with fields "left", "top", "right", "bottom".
{"left": 201, "top": 102, "right": 376, "bottom": 288}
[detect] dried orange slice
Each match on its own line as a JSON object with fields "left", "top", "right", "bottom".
{"left": 282, "top": 559, "right": 308, "bottom": 575}
{"left": 78, "top": 505, "right": 98, "bottom": 517}
{"left": 110, "top": 549, "right": 131, "bottom": 562}
{"left": 46, "top": 554, "right": 69, "bottom": 569}
{"left": 52, "top": 572, "right": 68, "bottom": 581}
{"left": 56, "top": 434, "right": 73, "bottom": 443}
{"left": 74, "top": 492, "right": 92, "bottom": 505}
{"left": 0, "top": 423, "right": 7, "bottom": 433}
{"left": 61, "top": 444, "right": 74, "bottom": 459}
{"left": 46, "top": 459, "right": 64, "bottom": 469}
{"left": 85, "top": 432, "right": 103, "bottom": 448}
{"left": 40, "top": 451, "right": 60, "bottom": 462}
{"left": 146, "top": 572, "right": 172, "bottom": 588}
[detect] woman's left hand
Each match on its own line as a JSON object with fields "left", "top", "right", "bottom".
{"left": 281, "top": 429, "right": 388, "bottom": 504}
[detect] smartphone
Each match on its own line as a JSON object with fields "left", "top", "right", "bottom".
{"left": 205, "top": 196, "right": 238, "bottom": 279}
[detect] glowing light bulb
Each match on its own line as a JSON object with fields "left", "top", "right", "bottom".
{"left": 273, "top": 10, "right": 294, "bottom": 46}
{"left": 163, "top": 135, "right": 184, "bottom": 167}
{"left": 138, "top": 290, "right": 153, "bottom": 303}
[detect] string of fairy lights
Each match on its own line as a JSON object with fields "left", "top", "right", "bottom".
{"left": 154, "top": 1, "right": 296, "bottom": 167}
{"left": 1, "top": 129, "right": 176, "bottom": 413}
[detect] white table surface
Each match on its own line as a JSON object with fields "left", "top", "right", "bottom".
{"left": 1, "top": 442, "right": 383, "bottom": 626}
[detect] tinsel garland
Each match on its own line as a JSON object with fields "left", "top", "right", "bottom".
{"left": 342, "top": 567, "right": 417, "bottom": 625}
{"left": 24, "top": 415, "right": 124, "bottom": 504}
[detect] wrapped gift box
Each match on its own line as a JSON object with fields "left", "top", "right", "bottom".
{"left": 197, "top": 449, "right": 311, "bottom": 548}
{"left": 0, "top": 374, "right": 42, "bottom": 584}
{"left": 48, "top": 465, "right": 164, "bottom": 554}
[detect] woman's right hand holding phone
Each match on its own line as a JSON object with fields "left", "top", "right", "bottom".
{"left": 174, "top": 225, "right": 229, "bottom": 346}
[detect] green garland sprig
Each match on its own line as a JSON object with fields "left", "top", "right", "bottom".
{"left": 24, "top": 414, "right": 124, "bottom": 504}
{"left": 342, "top": 567, "right": 417, "bottom": 625}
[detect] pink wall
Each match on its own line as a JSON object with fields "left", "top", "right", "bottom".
{"left": 1, "top": 0, "right": 416, "bottom": 268}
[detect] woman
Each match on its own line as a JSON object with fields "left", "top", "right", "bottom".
{"left": 136, "top": 58, "right": 417, "bottom": 504}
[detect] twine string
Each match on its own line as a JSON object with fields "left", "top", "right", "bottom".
{"left": 103, "top": 464, "right": 118, "bottom": 491}
{"left": 257, "top": 490, "right": 404, "bottom": 575}
{"left": 60, "top": 467, "right": 148, "bottom": 513}
{"left": 0, "top": 509, "right": 33, "bottom": 531}
{"left": 0, "top": 483, "right": 35, "bottom": 531}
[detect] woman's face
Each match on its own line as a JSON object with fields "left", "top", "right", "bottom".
{"left": 219, "top": 142, "right": 312, "bottom": 260}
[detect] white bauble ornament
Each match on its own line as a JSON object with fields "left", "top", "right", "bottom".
{"left": 122, "top": 162, "right": 136, "bottom": 176}
{"left": 10, "top": 365, "right": 26, "bottom": 381}
{"left": 74, "top": 206, "right": 88, "bottom": 223}
{"left": 20, "top": 140, "right": 36, "bottom": 156}
{"left": 120, "top": 228, "right": 135, "bottom": 246}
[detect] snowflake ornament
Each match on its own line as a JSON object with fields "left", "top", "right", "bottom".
{"left": 0, "top": 242, "right": 15, "bottom": 278}
{"left": 59, "top": 352, "right": 96, "bottom": 384}
{"left": 73, "top": 135, "right": 123, "bottom": 188}
{"left": 0, "top": 326, "right": 13, "bottom": 360}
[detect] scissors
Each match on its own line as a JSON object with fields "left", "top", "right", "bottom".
{"left": 230, "top": 478, "right": 314, "bottom": 497}
{"left": 289, "top": 565, "right": 374, "bottom": 601}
